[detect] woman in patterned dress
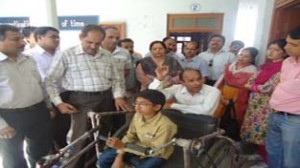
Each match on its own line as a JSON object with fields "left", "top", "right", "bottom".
{"left": 240, "top": 39, "right": 288, "bottom": 162}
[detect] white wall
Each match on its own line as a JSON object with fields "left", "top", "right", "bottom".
{"left": 56, "top": 0, "right": 240, "bottom": 54}
{"left": 0, "top": 0, "right": 274, "bottom": 61}
{"left": 253, "top": 0, "right": 275, "bottom": 65}
{"left": 0, "top": 0, "right": 239, "bottom": 55}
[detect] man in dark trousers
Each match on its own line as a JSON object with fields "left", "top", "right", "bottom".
{"left": 0, "top": 24, "right": 52, "bottom": 168}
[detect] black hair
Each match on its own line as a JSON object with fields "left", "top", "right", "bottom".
{"left": 230, "top": 40, "right": 244, "bottom": 48}
{"left": 179, "top": 68, "right": 203, "bottom": 81}
{"left": 81, "top": 24, "right": 105, "bottom": 38}
{"left": 268, "top": 38, "right": 287, "bottom": 53}
{"left": 242, "top": 47, "right": 259, "bottom": 64}
{"left": 162, "top": 36, "right": 175, "bottom": 43}
{"left": 208, "top": 34, "right": 225, "bottom": 43}
{"left": 136, "top": 89, "right": 166, "bottom": 111}
{"left": 289, "top": 26, "right": 300, "bottom": 40}
{"left": 21, "top": 26, "right": 37, "bottom": 37}
{"left": 118, "top": 38, "right": 134, "bottom": 47}
{"left": 0, "top": 24, "right": 20, "bottom": 41}
{"left": 149, "top": 40, "right": 167, "bottom": 50}
{"left": 34, "top": 26, "right": 59, "bottom": 41}
{"left": 185, "top": 41, "right": 200, "bottom": 49}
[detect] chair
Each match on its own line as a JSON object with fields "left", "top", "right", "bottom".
{"left": 161, "top": 109, "right": 218, "bottom": 168}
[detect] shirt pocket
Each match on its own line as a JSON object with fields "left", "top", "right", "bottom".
{"left": 140, "top": 127, "right": 159, "bottom": 144}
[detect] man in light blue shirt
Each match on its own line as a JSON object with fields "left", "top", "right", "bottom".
{"left": 177, "top": 41, "right": 210, "bottom": 79}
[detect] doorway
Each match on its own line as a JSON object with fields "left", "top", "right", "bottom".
{"left": 269, "top": 0, "right": 300, "bottom": 42}
{"left": 169, "top": 32, "right": 212, "bottom": 54}
{"left": 167, "top": 13, "right": 223, "bottom": 54}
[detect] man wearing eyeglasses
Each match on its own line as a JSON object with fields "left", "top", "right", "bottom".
{"left": 23, "top": 27, "right": 68, "bottom": 149}
{"left": 198, "top": 34, "right": 236, "bottom": 86}
{"left": 24, "top": 26, "right": 60, "bottom": 81}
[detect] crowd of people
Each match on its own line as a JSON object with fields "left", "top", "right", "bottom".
{"left": 0, "top": 23, "right": 300, "bottom": 168}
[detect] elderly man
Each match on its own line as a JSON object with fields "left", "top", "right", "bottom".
{"left": 45, "top": 24, "right": 131, "bottom": 167}
{"left": 0, "top": 24, "right": 52, "bottom": 168}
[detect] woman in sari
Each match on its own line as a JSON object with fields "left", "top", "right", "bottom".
{"left": 215, "top": 47, "right": 258, "bottom": 126}
{"left": 240, "top": 39, "right": 287, "bottom": 162}
{"left": 136, "top": 41, "right": 182, "bottom": 90}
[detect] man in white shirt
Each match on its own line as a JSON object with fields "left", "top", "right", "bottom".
{"left": 0, "top": 24, "right": 52, "bottom": 168}
{"left": 25, "top": 26, "right": 71, "bottom": 149}
{"left": 24, "top": 26, "right": 60, "bottom": 81}
{"left": 198, "top": 34, "right": 236, "bottom": 86}
{"left": 149, "top": 67, "right": 220, "bottom": 116}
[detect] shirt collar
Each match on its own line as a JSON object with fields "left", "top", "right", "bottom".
{"left": 181, "top": 55, "right": 197, "bottom": 62}
{"left": 34, "top": 45, "right": 47, "bottom": 55}
{"left": 75, "top": 45, "right": 86, "bottom": 55}
{"left": 0, "top": 52, "right": 8, "bottom": 61}
{"left": 287, "top": 56, "right": 300, "bottom": 65}
{"left": 140, "top": 112, "right": 162, "bottom": 124}
{"left": 0, "top": 52, "right": 28, "bottom": 63}
{"left": 179, "top": 85, "right": 204, "bottom": 95}
{"left": 207, "top": 48, "right": 225, "bottom": 54}
{"left": 75, "top": 44, "right": 103, "bottom": 57}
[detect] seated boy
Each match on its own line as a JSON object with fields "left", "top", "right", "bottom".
{"left": 98, "top": 89, "right": 177, "bottom": 168}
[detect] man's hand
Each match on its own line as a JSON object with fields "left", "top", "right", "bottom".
{"left": 155, "top": 65, "right": 169, "bottom": 81}
{"left": 106, "top": 137, "right": 125, "bottom": 149}
{"left": 115, "top": 98, "right": 132, "bottom": 111}
{"left": 0, "top": 126, "right": 16, "bottom": 139}
{"left": 56, "top": 103, "right": 77, "bottom": 114}
{"left": 163, "top": 99, "right": 175, "bottom": 109}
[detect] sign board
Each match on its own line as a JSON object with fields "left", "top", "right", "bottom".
{"left": 58, "top": 15, "right": 99, "bottom": 30}
{"left": 0, "top": 17, "right": 30, "bottom": 28}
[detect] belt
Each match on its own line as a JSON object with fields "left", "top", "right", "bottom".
{"left": 277, "top": 111, "right": 299, "bottom": 116}
{"left": 69, "top": 89, "right": 111, "bottom": 96}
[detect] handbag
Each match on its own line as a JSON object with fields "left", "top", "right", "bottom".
{"left": 219, "top": 99, "right": 241, "bottom": 141}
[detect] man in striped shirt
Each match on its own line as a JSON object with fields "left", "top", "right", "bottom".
{"left": 45, "top": 24, "right": 131, "bottom": 167}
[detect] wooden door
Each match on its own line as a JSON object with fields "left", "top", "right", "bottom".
{"left": 269, "top": 0, "right": 300, "bottom": 42}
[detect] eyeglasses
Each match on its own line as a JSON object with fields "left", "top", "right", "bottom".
{"left": 43, "top": 35, "right": 60, "bottom": 39}
{"left": 132, "top": 102, "right": 154, "bottom": 107}
{"left": 208, "top": 59, "right": 213, "bottom": 67}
